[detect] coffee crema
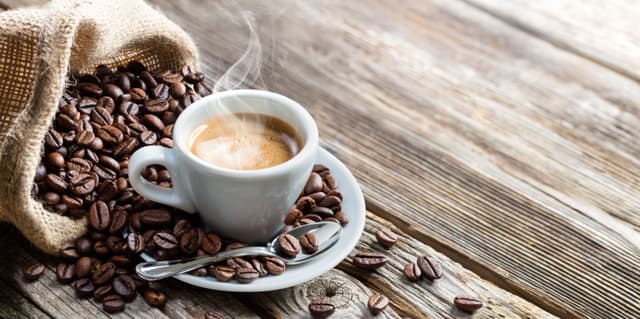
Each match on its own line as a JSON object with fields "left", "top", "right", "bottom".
{"left": 188, "top": 113, "right": 303, "bottom": 170}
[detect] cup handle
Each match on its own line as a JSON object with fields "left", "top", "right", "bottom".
{"left": 128, "top": 146, "right": 196, "bottom": 213}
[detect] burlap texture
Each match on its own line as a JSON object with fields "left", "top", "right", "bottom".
{"left": 0, "top": 0, "right": 198, "bottom": 254}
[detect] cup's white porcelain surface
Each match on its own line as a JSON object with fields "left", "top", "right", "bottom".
{"left": 128, "top": 90, "right": 319, "bottom": 243}
{"left": 139, "top": 147, "right": 366, "bottom": 292}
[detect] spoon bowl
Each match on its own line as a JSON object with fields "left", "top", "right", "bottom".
{"left": 136, "top": 222, "right": 342, "bottom": 281}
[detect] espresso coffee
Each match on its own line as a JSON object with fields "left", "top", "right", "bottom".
{"left": 188, "top": 113, "right": 302, "bottom": 170}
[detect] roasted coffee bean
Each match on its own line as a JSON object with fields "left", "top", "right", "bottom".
{"left": 94, "top": 284, "right": 113, "bottom": 302}
{"left": 77, "top": 82, "right": 102, "bottom": 98}
{"left": 35, "top": 164, "right": 47, "bottom": 182}
{"left": 296, "top": 196, "right": 316, "bottom": 212}
{"left": 318, "top": 195, "right": 341, "bottom": 208}
{"left": 70, "top": 173, "right": 97, "bottom": 195}
{"left": 304, "top": 172, "right": 323, "bottom": 194}
{"left": 157, "top": 169, "right": 170, "bottom": 182}
{"left": 113, "top": 138, "right": 138, "bottom": 158}
{"left": 22, "top": 262, "right": 45, "bottom": 281}
{"left": 312, "top": 164, "right": 330, "bottom": 175}
{"left": 75, "top": 237, "right": 93, "bottom": 255}
{"left": 90, "top": 106, "right": 113, "bottom": 126}
{"left": 192, "top": 267, "right": 208, "bottom": 276}
{"left": 47, "top": 152, "right": 65, "bottom": 169}
{"left": 300, "top": 232, "right": 318, "bottom": 254}
{"left": 151, "top": 83, "right": 170, "bottom": 100}
{"left": 45, "top": 174, "right": 68, "bottom": 193}
{"left": 184, "top": 71, "right": 204, "bottom": 83}
{"left": 98, "top": 155, "right": 120, "bottom": 172}
{"left": 76, "top": 97, "right": 96, "bottom": 114}
{"left": 310, "top": 207, "right": 334, "bottom": 218}
{"left": 62, "top": 194, "right": 83, "bottom": 208}
{"left": 235, "top": 268, "right": 259, "bottom": 283}
{"left": 194, "top": 82, "right": 211, "bottom": 97}
{"left": 96, "top": 96, "right": 115, "bottom": 113}
{"left": 153, "top": 232, "right": 178, "bottom": 250}
{"left": 172, "top": 219, "right": 192, "bottom": 237}
{"left": 89, "top": 201, "right": 110, "bottom": 230}
{"left": 212, "top": 266, "right": 235, "bottom": 282}
{"left": 143, "top": 114, "right": 165, "bottom": 132}
{"left": 334, "top": 211, "right": 349, "bottom": 225}
{"left": 179, "top": 227, "right": 202, "bottom": 254}
{"left": 43, "top": 192, "right": 61, "bottom": 204}
{"left": 60, "top": 242, "right": 79, "bottom": 260}
{"left": 127, "top": 232, "right": 145, "bottom": 253}
{"left": 109, "top": 210, "right": 127, "bottom": 234}
{"left": 375, "top": 227, "right": 398, "bottom": 249}
{"left": 130, "top": 273, "right": 148, "bottom": 291}
{"left": 129, "top": 87, "right": 147, "bottom": 103}
{"left": 139, "top": 130, "right": 157, "bottom": 145}
{"left": 264, "top": 256, "right": 286, "bottom": 275}
{"left": 404, "top": 263, "right": 422, "bottom": 282}
{"left": 324, "top": 175, "right": 337, "bottom": 190}
{"left": 144, "top": 98, "right": 170, "bottom": 113}
{"left": 143, "top": 289, "right": 166, "bottom": 307}
{"left": 56, "top": 263, "right": 75, "bottom": 283}
{"left": 308, "top": 299, "right": 335, "bottom": 318}
{"left": 74, "top": 277, "right": 95, "bottom": 298}
{"left": 454, "top": 296, "right": 483, "bottom": 313}
{"left": 92, "top": 262, "right": 116, "bottom": 285}
{"left": 308, "top": 192, "right": 326, "bottom": 203}
{"left": 285, "top": 208, "right": 303, "bottom": 225}
{"left": 170, "top": 82, "right": 186, "bottom": 97}
{"left": 85, "top": 148, "right": 99, "bottom": 163}
{"left": 158, "top": 137, "right": 173, "bottom": 148}
{"left": 97, "top": 180, "right": 118, "bottom": 201}
{"left": 93, "top": 241, "right": 108, "bottom": 256}
{"left": 139, "top": 209, "right": 172, "bottom": 226}
{"left": 93, "top": 164, "right": 117, "bottom": 180}
{"left": 97, "top": 125, "right": 124, "bottom": 145}
{"left": 112, "top": 275, "right": 136, "bottom": 301}
{"left": 201, "top": 232, "right": 222, "bottom": 255}
{"left": 225, "top": 242, "right": 247, "bottom": 251}
{"left": 251, "top": 259, "right": 268, "bottom": 277}
{"left": 103, "top": 83, "right": 124, "bottom": 100}
{"left": 353, "top": 252, "right": 387, "bottom": 270}
{"left": 56, "top": 113, "right": 76, "bottom": 131}
{"left": 162, "top": 124, "right": 173, "bottom": 137}
{"left": 75, "top": 256, "right": 92, "bottom": 277}
{"left": 111, "top": 255, "right": 131, "bottom": 267}
{"left": 106, "top": 236, "right": 125, "bottom": 255}
{"left": 227, "top": 257, "right": 253, "bottom": 270}
{"left": 324, "top": 217, "right": 340, "bottom": 224}
{"left": 204, "top": 311, "right": 226, "bottom": 319}
{"left": 115, "top": 73, "right": 131, "bottom": 91}
{"left": 278, "top": 234, "right": 301, "bottom": 257}
{"left": 417, "top": 256, "right": 442, "bottom": 280}
{"left": 67, "top": 157, "right": 92, "bottom": 173}
{"left": 103, "top": 294, "right": 125, "bottom": 313}
{"left": 367, "top": 293, "right": 389, "bottom": 315}
{"left": 303, "top": 214, "right": 323, "bottom": 222}
{"left": 45, "top": 129, "right": 64, "bottom": 149}
{"left": 161, "top": 72, "right": 183, "bottom": 84}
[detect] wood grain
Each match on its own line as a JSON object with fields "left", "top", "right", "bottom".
{"left": 462, "top": 0, "right": 640, "bottom": 82}
{"left": 150, "top": 0, "right": 640, "bottom": 318}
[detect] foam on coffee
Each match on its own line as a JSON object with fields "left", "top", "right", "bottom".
{"left": 188, "top": 113, "right": 302, "bottom": 170}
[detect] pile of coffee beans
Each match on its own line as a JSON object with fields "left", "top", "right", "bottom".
{"left": 29, "top": 60, "right": 350, "bottom": 314}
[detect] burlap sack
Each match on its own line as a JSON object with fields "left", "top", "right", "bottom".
{"left": 0, "top": 0, "right": 198, "bottom": 254}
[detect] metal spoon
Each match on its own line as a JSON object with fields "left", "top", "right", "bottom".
{"left": 135, "top": 222, "right": 343, "bottom": 281}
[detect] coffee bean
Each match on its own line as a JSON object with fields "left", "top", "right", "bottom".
{"left": 111, "top": 255, "right": 131, "bottom": 267}
{"left": 308, "top": 299, "right": 335, "bottom": 318}
{"left": 235, "top": 268, "right": 259, "bottom": 283}
{"left": 318, "top": 195, "right": 341, "bottom": 209}
{"left": 139, "top": 209, "right": 171, "bottom": 226}
{"left": 92, "top": 262, "right": 115, "bottom": 285}
{"left": 212, "top": 266, "right": 235, "bottom": 282}
{"left": 179, "top": 228, "right": 202, "bottom": 254}
{"left": 97, "top": 125, "right": 123, "bottom": 145}
{"left": 77, "top": 130, "right": 96, "bottom": 149}
{"left": 264, "top": 256, "right": 286, "bottom": 275}
{"left": 194, "top": 82, "right": 211, "bottom": 97}
{"left": 158, "top": 137, "right": 173, "bottom": 148}
{"left": 22, "top": 262, "right": 45, "bottom": 281}
{"left": 45, "top": 174, "right": 67, "bottom": 193}
{"left": 45, "top": 129, "right": 64, "bottom": 149}
{"left": 70, "top": 173, "right": 97, "bottom": 195}
{"left": 375, "top": 227, "right": 398, "bottom": 249}
{"left": 56, "top": 263, "right": 75, "bottom": 283}
{"left": 56, "top": 113, "right": 76, "bottom": 131}
{"left": 98, "top": 155, "right": 120, "bottom": 172}
{"left": 127, "top": 232, "right": 145, "bottom": 254}
{"left": 417, "top": 256, "right": 442, "bottom": 280}
{"left": 304, "top": 172, "right": 323, "bottom": 194}
{"left": 300, "top": 232, "right": 318, "bottom": 254}
{"left": 113, "top": 138, "right": 138, "bottom": 158}
{"left": 296, "top": 196, "right": 316, "bottom": 212}
{"left": 94, "top": 284, "right": 113, "bottom": 302}
{"left": 62, "top": 194, "right": 83, "bottom": 209}
{"left": 88, "top": 201, "right": 110, "bottom": 230}
{"left": 75, "top": 256, "right": 92, "bottom": 277}
{"left": 93, "top": 164, "right": 117, "bottom": 180}
{"left": 204, "top": 311, "right": 225, "bottom": 319}
{"left": 324, "top": 175, "right": 338, "bottom": 190}
{"left": 75, "top": 237, "right": 93, "bottom": 255}
{"left": 251, "top": 259, "right": 268, "bottom": 277}
{"left": 153, "top": 232, "right": 178, "bottom": 250}
{"left": 85, "top": 148, "right": 99, "bottom": 163}
{"left": 308, "top": 192, "right": 326, "bottom": 203}
{"left": 143, "top": 114, "right": 165, "bottom": 131}
{"left": 310, "top": 206, "right": 334, "bottom": 218}
{"left": 454, "top": 296, "right": 483, "bottom": 313}
{"left": 143, "top": 289, "right": 166, "bottom": 307}
{"left": 404, "top": 263, "right": 422, "bottom": 282}
{"left": 74, "top": 277, "right": 95, "bottom": 298}
{"left": 353, "top": 252, "right": 386, "bottom": 270}
{"left": 284, "top": 208, "right": 302, "bottom": 225}
{"left": 77, "top": 82, "right": 103, "bottom": 98}
{"left": 151, "top": 83, "right": 170, "bottom": 100}
{"left": 103, "top": 294, "right": 125, "bottom": 313}
{"left": 334, "top": 211, "right": 349, "bottom": 225}
{"left": 94, "top": 241, "right": 108, "bottom": 256}
{"left": 108, "top": 209, "right": 127, "bottom": 234}
{"left": 47, "top": 152, "right": 65, "bottom": 169}
{"left": 112, "top": 275, "right": 136, "bottom": 301}
{"left": 103, "top": 83, "right": 124, "bottom": 101}
{"left": 200, "top": 232, "right": 222, "bottom": 255}
{"left": 67, "top": 157, "right": 92, "bottom": 173}
{"left": 144, "top": 98, "right": 170, "bottom": 113}
{"left": 106, "top": 236, "right": 125, "bottom": 255}
{"left": 157, "top": 169, "right": 170, "bottom": 182}
{"left": 278, "top": 234, "right": 301, "bottom": 257}
{"left": 43, "top": 192, "right": 60, "bottom": 204}
{"left": 367, "top": 293, "right": 389, "bottom": 315}
{"left": 139, "top": 130, "right": 157, "bottom": 145}
{"left": 90, "top": 106, "right": 113, "bottom": 126}
{"left": 170, "top": 82, "right": 186, "bottom": 98}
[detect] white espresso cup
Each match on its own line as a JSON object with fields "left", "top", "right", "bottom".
{"left": 128, "top": 90, "right": 319, "bottom": 244}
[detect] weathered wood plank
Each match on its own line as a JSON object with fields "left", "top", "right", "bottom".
{"left": 462, "top": 0, "right": 640, "bottom": 82}
{"left": 150, "top": 1, "right": 640, "bottom": 318}
{"left": 0, "top": 279, "right": 52, "bottom": 319}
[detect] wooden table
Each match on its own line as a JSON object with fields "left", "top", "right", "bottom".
{"left": 2, "top": 0, "right": 639, "bottom": 318}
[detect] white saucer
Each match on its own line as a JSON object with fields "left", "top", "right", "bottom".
{"left": 139, "top": 147, "right": 366, "bottom": 292}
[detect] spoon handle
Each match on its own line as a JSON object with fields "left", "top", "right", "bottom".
{"left": 135, "top": 246, "right": 276, "bottom": 281}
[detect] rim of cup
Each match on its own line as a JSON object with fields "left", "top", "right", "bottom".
{"left": 173, "top": 89, "right": 319, "bottom": 178}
